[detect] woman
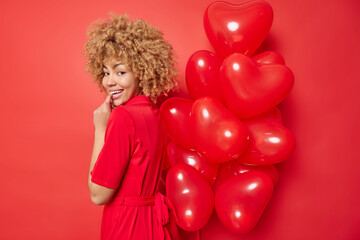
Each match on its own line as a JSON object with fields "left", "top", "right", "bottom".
{"left": 83, "top": 14, "right": 178, "bottom": 239}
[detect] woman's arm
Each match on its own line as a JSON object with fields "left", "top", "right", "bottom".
{"left": 88, "top": 95, "right": 116, "bottom": 205}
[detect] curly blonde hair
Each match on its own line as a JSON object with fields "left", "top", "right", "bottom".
{"left": 83, "top": 14, "right": 178, "bottom": 103}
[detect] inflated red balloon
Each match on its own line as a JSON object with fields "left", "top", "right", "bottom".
{"left": 167, "top": 141, "right": 219, "bottom": 184}
{"left": 160, "top": 98, "right": 194, "bottom": 150}
{"left": 204, "top": 0, "right": 273, "bottom": 58}
{"left": 167, "top": 142, "right": 219, "bottom": 184}
{"left": 190, "top": 97, "right": 249, "bottom": 163}
{"left": 239, "top": 117, "right": 295, "bottom": 165}
{"left": 252, "top": 51, "right": 285, "bottom": 66}
{"left": 215, "top": 171, "right": 273, "bottom": 234}
{"left": 220, "top": 53, "right": 294, "bottom": 119}
{"left": 186, "top": 50, "right": 222, "bottom": 102}
{"left": 213, "top": 159, "right": 279, "bottom": 193}
{"left": 166, "top": 163, "right": 214, "bottom": 231}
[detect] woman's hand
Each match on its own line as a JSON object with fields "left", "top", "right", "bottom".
{"left": 93, "top": 94, "right": 112, "bottom": 133}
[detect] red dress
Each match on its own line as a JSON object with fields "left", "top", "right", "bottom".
{"left": 91, "top": 95, "right": 175, "bottom": 240}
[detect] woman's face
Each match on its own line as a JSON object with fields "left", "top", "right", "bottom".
{"left": 102, "top": 59, "right": 141, "bottom": 108}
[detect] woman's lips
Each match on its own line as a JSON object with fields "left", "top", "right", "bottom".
{"left": 112, "top": 92, "right": 122, "bottom": 99}
{"left": 110, "top": 90, "right": 124, "bottom": 100}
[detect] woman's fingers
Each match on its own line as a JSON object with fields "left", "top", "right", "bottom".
{"left": 93, "top": 94, "right": 112, "bottom": 131}
{"left": 102, "top": 94, "right": 112, "bottom": 112}
{"left": 105, "top": 93, "right": 112, "bottom": 104}
{"left": 106, "top": 94, "right": 116, "bottom": 110}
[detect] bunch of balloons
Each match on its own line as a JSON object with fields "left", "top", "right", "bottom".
{"left": 160, "top": 0, "right": 295, "bottom": 234}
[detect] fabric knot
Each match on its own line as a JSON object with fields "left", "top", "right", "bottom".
{"left": 155, "top": 192, "right": 170, "bottom": 226}
{"left": 154, "top": 192, "right": 179, "bottom": 239}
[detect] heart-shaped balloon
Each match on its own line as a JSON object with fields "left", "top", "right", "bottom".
{"left": 167, "top": 141, "right": 219, "bottom": 184}
{"left": 239, "top": 109, "right": 295, "bottom": 165}
{"left": 185, "top": 50, "right": 223, "bottom": 102}
{"left": 252, "top": 51, "right": 285, "bottom": 66}
{"left": 212, "top": 160, "right": 279, "bottom": 192}
{"left": 220, "top": 53, "right": 294, "bottom": 119}
{"left": 190, "top": 97, "right": 249, "bottom": 163}
{"left": 213, "top": 159, "right": 279, "bottom": 193}
{"left": 166, "top": 163, "right": 214, "bottom": 231}
{"left": 215, "top": 171, "right": 273, "bottom": 234}
{"left": 160, "top": 98, "right": 194, "bottom": 150}
{"left": 204, "top": 0, "right": 273, "bottom": 58}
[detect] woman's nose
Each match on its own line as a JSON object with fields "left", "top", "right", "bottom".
{"left": 106, "top": 75, "right": 116, "bottom": 86}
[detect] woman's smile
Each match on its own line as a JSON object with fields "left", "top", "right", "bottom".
{"left": 109, "top": 89, "right": 124, "bottom": 100}
{"left": 102, "top": 60, "right": 141, "bottom": 107}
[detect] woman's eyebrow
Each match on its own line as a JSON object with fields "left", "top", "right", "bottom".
{"left": 103, "top": 63, "right": 124, "bottom": 69}
{"left": 113, "top": 63, "right": 124, "bottom": 68}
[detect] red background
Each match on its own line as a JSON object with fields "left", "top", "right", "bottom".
{"left": 1, "top": 0, "right": 359, "bottom": 239}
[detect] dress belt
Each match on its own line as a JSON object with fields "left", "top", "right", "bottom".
{"left": 112, "top": 195, "right": 156, "bottom": 206}
{"left": 111, "top": 192, "right": 177, "bottom": 240}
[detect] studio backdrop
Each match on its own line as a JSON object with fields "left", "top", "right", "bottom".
{"left": 0, "top": 0, "right": 359, "bottom": 239}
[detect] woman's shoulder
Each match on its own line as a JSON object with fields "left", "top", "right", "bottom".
{"left": 112, "top": 105, "right": 132, "bottom": 117}
{"left": 109, "top": 106, "right": 135, "bottom": 132}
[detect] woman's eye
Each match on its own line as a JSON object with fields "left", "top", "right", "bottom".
{"left": 104, "top": 72, "right": 109, "bottom": 76}
{"left": 118, "top": 71, "right": 125, "bottom": 75}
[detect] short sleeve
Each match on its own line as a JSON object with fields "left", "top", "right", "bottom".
{"left": 91, "top": 107, "right": 135, "bottom": 189}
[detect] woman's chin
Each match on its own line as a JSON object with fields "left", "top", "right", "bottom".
{"left": 111, "top": 98, "right": 126, "bottom": 108}
{"left": 111, "top": 102, "right": 118, "bottom": 109}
